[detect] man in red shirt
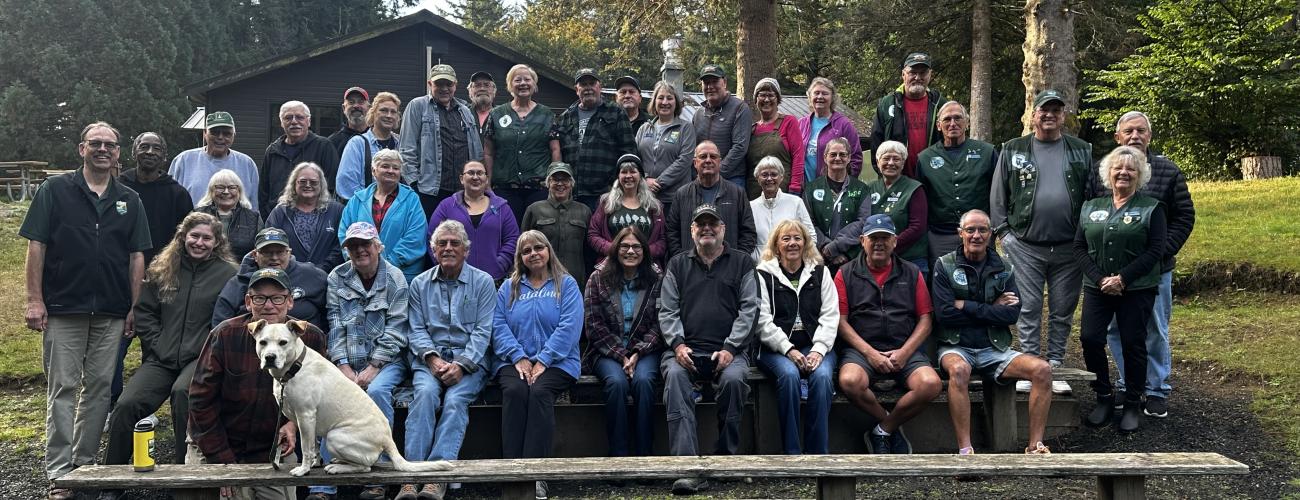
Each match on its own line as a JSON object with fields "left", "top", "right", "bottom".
{"left": 869, "top": 52, "right": 942, "bottom": 178}
{"left": 835, "top": 214, "right": 941, "bottom": 454}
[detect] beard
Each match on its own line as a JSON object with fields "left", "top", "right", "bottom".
{"left": 346, "top": 111, "right": 367, "bottom": 127}
{"left": 472, "top": 94, "right": 493, "bottom": 108}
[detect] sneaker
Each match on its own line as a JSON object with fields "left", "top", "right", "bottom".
{"left": 864, "top": 431, "right": 890, "bottom": 454}
{"left": 1144, "top": 396, "right": 1169, "bottom": 418}
{"left": 535, "top": 480, "right": 548, "bottom": 500}
{"left": 1048, "top": 359, "right": 1063, "bottom": 369}
{"left": 395, "top": 484, "right": 419, "bottom": 500}
{"left": 1025, "top": 442, "right": 1052, "bottom": 454}
{"left": 359, "top": 485, "right": 387, "bottom": 500}
{"left": 671, "top": 477, "right": 709, "bottom": 495}
{"left": 1015, "top": 380, "right": 1032, "bottom": 393}
{"left": 1051, "top": 380, "right": 1072, "bottom": 394}
{"left": 887, "top": 428, "right": 912, "bottom": 455}
{"left": 419, "top": 483, "right": 447, "bottom": 500}
{"left": 143, "top": 414, "right": 160, "bottom": 428}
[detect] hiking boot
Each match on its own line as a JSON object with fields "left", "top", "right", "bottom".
{"left": 1085, "top": 393, "right": 1114, "bottom": 428}
{"left": 419, "top": 483, "right": 447, "bottom": 500}
{"left": 395, "top": 484, "right": 419, "bottom": 500}
{"left": 671, "top": 478, "right": 709, "bottom": 495}
{"left": 535, "top": 480, "right": 549, "bottom": 500}
{"left": 1025, "top": 442, "right": 1052, "bottom": 454}
{"left": 358, "top": 486, "right": 387, "bottom": 500}
{"left": 1144, "top": 396, "right": 1169, "bottom": 418}
{"left": 1119, "top": 400, "right": 1143, "bottom": 433}
{"left": 888, "top": 428, "right": 913, "bottom": 454}
{"left": 864, "top": 431, "right": 890, "bottom": 454}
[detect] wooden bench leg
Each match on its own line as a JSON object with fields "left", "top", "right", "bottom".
{"left": 501, "top": 481, "right": 535, "bottom": 500}
{"left": 1097, "top": 475, "right": 1145, "bottom": 500}
{"left": 816, "top": 477, "right": 855, "bottom": 500}
{"left": 983, "top": 376, "right": 1017, "bottom": 452}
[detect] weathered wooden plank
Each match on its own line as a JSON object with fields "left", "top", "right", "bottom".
{"left": 54, "top": 453, "right": 1248, "bottom": 489}
{"left": 983, "top": 376, "right": 1018, "bottom": 452}
{"left": 816, "top": 476, "right": 856, "bottom": 500}
{"left": 1097, "top": 475, "right": 1146, "bottom": 500}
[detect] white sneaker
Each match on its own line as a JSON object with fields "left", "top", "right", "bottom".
{"left": 1015, "top": 380, "right": 1032, "bottom": 393}
{"left": 143, "top": 414, "right": 160, "bottom": 428}
{"left": 1051, "top": 381, "right": 1072, "bottom": 394}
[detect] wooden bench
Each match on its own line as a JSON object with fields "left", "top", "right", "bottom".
{"left": 55, "top": 452, "right": 1249, "bottom": 500}
{"left": 0, "top": 161, "right": 64, "bottom": 201}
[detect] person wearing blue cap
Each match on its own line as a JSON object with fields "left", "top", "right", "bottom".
{"left": 834, "top": 214, "right": 940, "bottom": 455}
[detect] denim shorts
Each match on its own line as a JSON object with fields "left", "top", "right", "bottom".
{"left": 938, "top": 345, "right": 1023, "bottom": 384}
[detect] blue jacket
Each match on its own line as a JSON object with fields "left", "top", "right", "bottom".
{"left": 338, "top": 183, "right": 428, "bottom": 282}
{"left": 406, "top": 263, "right": 497, "bottom": 372}
{"left": 398, "top": 95, "right": 483, "bottom": 196}
{"left": 492, "top": 274, "right": 584, "bottom": 379}
{"left": 326, "top": 256, "right": 410, "bottom": 370}
{"left": 336, "top": 130, "right": 400, "bottom": 200}
{"left": 265, "top": 201, "right": 345, "bottom": 275}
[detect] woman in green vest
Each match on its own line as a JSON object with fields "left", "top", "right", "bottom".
{"left": 866, "top": 140, "right": 929, "bottom": 275}
{"left": 1073, "top": 145, "right": 1166, "bottom": 433}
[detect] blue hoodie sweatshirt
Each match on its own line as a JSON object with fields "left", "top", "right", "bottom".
{"left": 491, "top": 274, "right": 584, "bottom": 379}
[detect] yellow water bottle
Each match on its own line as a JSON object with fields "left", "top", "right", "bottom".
{"left": 133, "top": 417, "right": 156, "bottom": 472}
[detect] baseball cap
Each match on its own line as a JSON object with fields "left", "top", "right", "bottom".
{"left": 546, "top": 162, "right": 574, "bottom": 179}
{"left": 903, "top": 52, "right": 932, "bottom": 69}
{"left": 862, "top": 214, "right": 897, "bottom": 237}
{"left": 429, "top": 64, "right": 457, "bottom": 83}
{"left": 1034, "top": 89, "right": 1066, "bottom": 109}
{"left": 342, "top": 221, "right": 379, "bottom": 246}
{"left": 469, "top": 71, "right": 494, "bottom": 82}
{"left": 699, "top": 64, "right": 725, "bottom": 80}
{"left": 254, "top": 228, "right": 290, "bottom": 250}
{"left": 248, "top": 267, "right": 291, "bottom": 290}
{"left": 614, "top": 75, "right": 640, "bottom": 90}
{"left": 205, "top": 111, "right": 235, "bottom": 130}
{"left": 692, "top": 204, "right": 722, "bottom": 223}
{"left": 343, "top": 87, "right": 369, "bottom": 101}
{"left": 616, "top": 153, "right": 643, "bottom": 173}
{"left": 574, "top": 68, "right": 600, "bottom": 83}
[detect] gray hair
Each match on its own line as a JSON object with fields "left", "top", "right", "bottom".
{"left": 875, "top": 140, "right": 907, "bottom": 160}
{"left": 430, "top": 219, "right": 471, "bottom": 252}
{"left": 277, "top": 162, "right": 333, "bottom": 209}
{"left": 372, "top": 148, "right": 401, "bottom": 166}
{"left": 279, "top": 100, "right": 311, "bottom": 119}
{"left": 825, "top": 137, "right": 850, "bottom": 154}
{"left": 602, "top": 162, "right": 662, "bottom": 215}
{"left": 198, "top": 169, "right": 252, "bottom": 209}
{"left": 752, "top": 155, "right": 786, "bottom": 180}
{"left": 958, "top": 209, "right": 990, "bottom": 227}
{"left": 651, "top": 81, "right": 684, "bottom": 117}
{"left": 1115, "top": 111, "right": 1152, "bottom": 131}
{"left": 1098, "top": 145, "right": 1152, "bottom": 191}
{"left": 938, "top": 101, "right": 969, "bottom": 121}
{"left": 806, "top": 77, "right": 841, "bottom": 113}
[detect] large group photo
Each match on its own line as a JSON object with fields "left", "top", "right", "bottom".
{"left": 0, "top": 0, "right": 1297, "bottom": 499}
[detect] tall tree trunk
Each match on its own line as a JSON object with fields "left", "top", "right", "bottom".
{"left": 1021, "top": 0, "right": 1078, "bottom": 135}
{"left": 736, "top": 0, "right": 777, "bottom": 105}
{"left": 970, "top": 0, "right": 994, "bottom": 141}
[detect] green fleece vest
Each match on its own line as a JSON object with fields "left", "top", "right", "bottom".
{"left": 998, "top": 134, "right": 1093, "bottom": 239}
{"left": 916, "top": 139, "right": 996, "bottom": 227}
{"left": 867, "top": 176, "right": 927, "bottom": 261}
{"left": 935, "top": 252, "right": 1015, "bottom": 351}
{"left": 1078, "top": 194, "right": 1163, "bottom": 290}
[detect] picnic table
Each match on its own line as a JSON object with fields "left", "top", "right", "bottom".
{"left": 0, "top": 161, "right": 73, "bottom": 201}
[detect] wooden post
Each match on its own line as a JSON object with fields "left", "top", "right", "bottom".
{"left": 816, "top": 477, "right": 856, "bottom": 500}
{"left": 983, "top": 376, "right": 1017, "bottom": 452}
{"left": 501, "top": 481, "right": 535, "bottom": 500}
{"left": 1097, "top": 475, "right": 1145, "bottom": 500}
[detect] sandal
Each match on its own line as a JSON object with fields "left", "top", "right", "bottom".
{"left": 1025, "top": 441, "right": 1052, "bottom": 454}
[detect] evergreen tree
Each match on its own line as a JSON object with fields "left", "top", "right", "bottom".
{"left": 443, "top": 0, "right": 513, "bottom": 34}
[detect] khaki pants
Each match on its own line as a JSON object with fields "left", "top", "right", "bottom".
{"left": 43, "top": 314, "right": 122, "bottom": 480}
{"left": 172, "top": 438, "right": 297, "bottom": 500}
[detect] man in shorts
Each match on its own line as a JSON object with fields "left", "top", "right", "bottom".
{"left": 931, "top": 209, "right": 1053, "bottom": 455}
{"left": 835, "top": 214, "right": 941, "bottom": 454}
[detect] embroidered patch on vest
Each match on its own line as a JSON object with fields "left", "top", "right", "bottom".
{"left": 116, "top": 201, "right": 128, "bottom": 215}
{"left": 1088, "top": 210, "right": 1109, "bottom": 222}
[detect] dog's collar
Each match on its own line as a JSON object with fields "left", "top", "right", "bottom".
{"left": 276, "top": 348, "right": 308, "bottom": 383}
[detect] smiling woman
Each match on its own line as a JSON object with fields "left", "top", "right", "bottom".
{"left": 196, "top": 169, "right": 263, "bottom": 258}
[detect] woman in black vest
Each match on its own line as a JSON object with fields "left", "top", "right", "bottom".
{"left": 1074, "top": 146, "right": 1166, "bottom": 432}
{"left": 755, "top": 219, "right": 840, "bottom": 454}
{"left": 195, "top": 169, "right": 262, "bottom": 258}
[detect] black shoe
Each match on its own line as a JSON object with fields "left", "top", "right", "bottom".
{"left": 1144, "top": 396, "right": 1169, "bottom": 418}
{"left": 1113, "top": 390, "right": 1127, "bottom": 409}
{"left": 864, "top": 431, "right": 890, "bottom": 454}
{"left": 96, "top": 490, "right": 124, "bottom": 500}
{"left": 1085, "top": 394, "right": 1114, "bottom": 428}
{"left": 888, "top": 428, "right": 913, "bottom": 455}
{"left": 1119, "top": 400, "right": 1143, "bottom": 433}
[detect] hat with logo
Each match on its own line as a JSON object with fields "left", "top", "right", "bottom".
{"left": 546, "top": 161, "right": 574, "bottom": 179}
{"left": 574, "top": 68, "right": 601, "bottom": 83}
{"left": 205, "top": 111, "right": 236, "bottom": 130}
{"left": 248, "top": 267, "right": 291, "bottom": 290}
{"left": 862, "top": 214, "right": 897, "bottom": 236}
{"left": 254, "top": 228, "right": 290, "bottom": 250}
{"left": 429, "top": 64, "right": 458, "bottom": 83}
{"left": 343, "top": 87, "right": 369, "bottom": 102}
{"left": 699, "top": 64, "right": 726, "bottom": 80}
{"left": 342, "top": 221, "right": 380, "bottom": 246}
{"left": 903, "top": 52, "right": 932, "bottom": 69}
{"left": 692, "top": 204, "right": 722, "bottom": 223}
{"left": 1034, "top": 89, "right": 1066, "bottom": 109}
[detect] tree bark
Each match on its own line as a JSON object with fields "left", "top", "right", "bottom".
{"left": 736, "top": 0, "right": 778, "bottom": 105}
{"left": 970, "top": 0, "right": 994, "bottom": 141}
{"left": 1241, "top": 156, "right": 1283, "bottom": 180}
{"left": 1021, "top": 0, "right": 1078, "bottom": 135}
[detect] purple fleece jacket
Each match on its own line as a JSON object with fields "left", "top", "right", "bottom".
{"left": 427, "top": 191, "right": 520, "bottom": 280}
{"left": 799, "top": 111, "right": 864, "bottom": 179}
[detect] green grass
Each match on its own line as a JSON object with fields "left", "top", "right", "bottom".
{"left": 0, "top": 385, "right": 46, "bottom": 452}
{"left": 1182, "top": 177, "right": 1300, "bottom": 273}
{"left": 0, "top": 204, "right": 43, "bottom": 383}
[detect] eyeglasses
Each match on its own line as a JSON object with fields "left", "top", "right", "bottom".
{"left": 207, "top": 129, "right": 234, "bottom": 138}
{"left": 213, "top": 185, "right": 240, "bottom": 192}
{"left": 470, "top": 81, "right": 495, "bottom": 89}
{"left": 296, "top": 179, "right": 320, "bottom": 187}
{"left": 462, "top": 170, "right": 487, "bottom": 178}
{"left": 281, "top": 114, "right": 309, "bottom": 123}
{"left": 248, "top": 294, "right": 289, "bottom": 305}
{"left": 520, "top": 244, "right": 548, "bottom": 256}
{"left": 826, "top": 152, "right": 849, "bottom": 158}
{"left": 619, "top": 243, "right": 643, "bottom": 253}
{"left": 85, "top": 140, "right": 119, "bottom": 151}
{"left": 695, "top": 153, "right": 721, "bottom": 160}
{"left": 961, "top": 227, "right": 992, "bottom": 235}
{"left": 434, "top": 238, "right": 463, "bottom": 248}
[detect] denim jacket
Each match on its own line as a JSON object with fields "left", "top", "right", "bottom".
{"left": 399, "top": 95, "right": 483, "bottom": 196}
{"left": 326, "top": 257, "right": 410, "bottom": 370}
{"left": 406, "top": 263, "right": 497, "bottom": 372}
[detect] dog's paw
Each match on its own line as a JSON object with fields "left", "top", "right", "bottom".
{"left": 289, "top": 464, "right": 311, "bottom": 477}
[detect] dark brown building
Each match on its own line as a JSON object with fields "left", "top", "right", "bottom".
{"left": 183, "top": 9, "right": 577, "bottom": 163}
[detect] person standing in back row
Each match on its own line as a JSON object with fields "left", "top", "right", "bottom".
{"left": 870, "top": 52, "right": 942, "bottom": 177}
{"left": 692, "top": 64, "right": 753, "bottom": 188}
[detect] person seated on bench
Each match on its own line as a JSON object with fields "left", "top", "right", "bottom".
{"left": 658, "top": 204, "right": 759, "bottom": 495}
{"left": 492, "top": 230, "right": 583, "bottom": 500}
{"left": 584, "top": 226, "right": 665, "bottom": 459}
{"left": 931, "top": 210, "right": 1053, "bottom": 455}
{"left": 211, "top": 228, "right": 329, "bottom": 333}
{"left": 315, "top": 222, "right": 414, "bottom": 500}
{"left": 184, "top": 268, "right": 326, "bottom": 500}
{"left": 835, "top": 214, "right": 941, "bottom": 455}
{"left": 754, "top": 219, "right": 839, "bottom": 455}
{"left": 100, "top": 214, "right": 237, "bottom": 500}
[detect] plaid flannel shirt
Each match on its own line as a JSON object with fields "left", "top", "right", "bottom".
{"left": 548, "top": 100, "right": 636, "bottom": 197}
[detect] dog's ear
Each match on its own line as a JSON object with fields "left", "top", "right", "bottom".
{"left": 286, "top": 320, "right": 309, "bottom": 337}
{"left": 247, "top": 319, "right": 267, "bottom": 337}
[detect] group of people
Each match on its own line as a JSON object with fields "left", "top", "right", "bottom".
{"left": 25, "top": 50, "right": 1195, "bottom": 500}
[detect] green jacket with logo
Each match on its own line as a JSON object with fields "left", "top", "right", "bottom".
{"left": 866, "top": 176, "right": 927, "bottom": 262}
{"left": 1074, "top": 194, "right": 1167, "bottom": 291}
{"left": 994, "top": 134, "right": 1093, "bottom": 239}
{"left": 932, "top": 249, "right": 1018, "bottom": 351}
{"left": 916, "top": 139, "right": 996, "bottom": 229}
{"left": 803, "top": 175, "right": 868, "bottom": 251}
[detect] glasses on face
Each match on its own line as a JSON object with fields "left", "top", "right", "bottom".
{"left": 85, "top": 140, "right": 119, "bottom": 151}
{"left": 248, "top": 294, "right": 289, "bottom": 305}
{"left": 281, "top": 114, "right": 309, "bottom": 123}
{"left": 214, "top": 185, "right": 240, "bottom": 193}
{"left": 961, "top": 226, "right": 992, "bottom": 235}
{"left": 694, "top": 220, "right": 721, "bottom": 229}
{"left": 520, "top": 244, "right": 548, "bottom": 256}
{"left": 296, "top": 179, "right": 320, "bottom": 187}
{"left": 463, "top": 170, "right": 487, "bottom": 178}
{"left": 695, "top": 153, "right": 721, "bottom": 160}
{"left": 470, "top": 81, "right": 495, "bottom": 89}
{"left": 207, "top": 129, "right": 234, "bottom": 138}
{"left": 619, "top": 243, "right": 644, "bottom": 253}
{"left": 434, "top": 238, "right": 463, "bottom": 248}
{"left": 758, "top": 171, "right": 781, "bottom": 179}
{"left": 549, "top": 176, "right": 573, "bottom": 185}
{"left": 827, "top": 151, "right": 849, "bottom": 159}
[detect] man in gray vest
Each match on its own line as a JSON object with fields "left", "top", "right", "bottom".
{"left": 989, "top": 89, "right": 1092, "bottom": 394}
{"left": 692, "top": 64, "right": 752, "bottom": 188}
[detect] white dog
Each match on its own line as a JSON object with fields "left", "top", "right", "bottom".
{"left": 251, "top": 319, "right": 453, "bottom": 476}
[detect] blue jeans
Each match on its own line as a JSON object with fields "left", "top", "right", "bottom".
{"left": 594, "top": 354, "right": 660, "bottom": 456}
{"left": 910, "top": 257, "right": 930, "bottom": 281}
{"left": 726, "top": 176, "right": 746, "bottom": 189}
{"left": 756, "top": 347, "right": 836, "bottom": 454}
{"left": 367, "top": 360, "right": 488, "bottom": 461}
{"left": 1107, "top": 271, "right": 1173, "bottom": 398}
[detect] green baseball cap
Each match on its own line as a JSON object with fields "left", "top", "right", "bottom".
{"left": 903, "top": 52, "right": 932, "bottom": 69}
{"left": 1033, "top": 89, "right": 1066, "bottom": 109}
{"left": 206, "top": 111, "right": 235, "bottom": 130}
{"left": 546, "top": 161, "right": 574, "bottom": 179}
{"left": 429, "top": 64, "right": 457, "bottom": 83}
{"left": 699, "top": 64, "right": 725, "bottom": 80}
{"left": 248, "top": 267, "right": 291, "bottom": 290}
